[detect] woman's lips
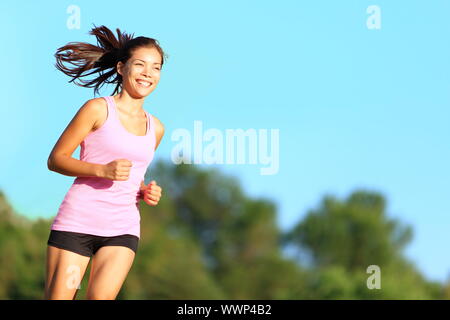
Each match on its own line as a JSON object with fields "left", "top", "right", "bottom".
{"left": 136, "top": 79, "right": 152, "bottom": 88}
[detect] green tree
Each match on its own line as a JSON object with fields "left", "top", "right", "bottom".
{"left": 0, "top": 164, "right": 444, "bottom": 300}
{"left": 144, "top": 161, "right": 309, "bottom": 299}
{"left": 284, "top": 190, "right": 442, "bottom": 299}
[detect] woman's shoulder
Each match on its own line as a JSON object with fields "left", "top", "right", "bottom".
{"left": 80, "top": 97, "right": 108, "bottom": 131}
{"left": 85, "top": 97, "right": 108, "bottom": 108}
{"left": 150, "top": 114, "right": 165, "bottom": 149}
{"left": 151, "top": 114, "right": 164, "bottom": 134}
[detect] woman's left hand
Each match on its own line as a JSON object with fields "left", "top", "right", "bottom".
{"left": 142, "top": 180, "right": 162, "bottom": 206}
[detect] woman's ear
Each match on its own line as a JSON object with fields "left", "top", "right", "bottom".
{"left": 116, "top": 61, "right": 124, "bottom": 76}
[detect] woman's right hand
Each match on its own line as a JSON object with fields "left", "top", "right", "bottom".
{"left": 100, "top": 159, "right": 133, "bottom": 180}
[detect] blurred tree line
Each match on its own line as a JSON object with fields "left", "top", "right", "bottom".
{"left": 0, "top": 160, "right": 447, "bottom": 299}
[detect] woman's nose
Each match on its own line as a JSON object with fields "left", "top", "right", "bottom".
{"left": 142, "top": 66, "right": 154, "bottom": 77}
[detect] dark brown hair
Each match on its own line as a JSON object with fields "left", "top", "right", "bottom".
{"left": 55, "top": 25, "right": 167, "bottom": 95}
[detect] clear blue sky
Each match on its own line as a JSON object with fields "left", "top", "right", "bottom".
{"left": 1, "top": 0, "right": 449, "bottom": 282}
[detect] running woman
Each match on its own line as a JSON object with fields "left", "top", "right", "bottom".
{"left": 45, "top": 25, "right": 167, "bottom": 300}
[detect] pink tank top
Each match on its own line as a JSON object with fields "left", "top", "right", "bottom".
{"left": 50, "top": 96, "right": 156, "bottom": 239}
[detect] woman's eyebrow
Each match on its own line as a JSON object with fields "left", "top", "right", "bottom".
{"left": 134, "top": 58, "right": 162, "bottom": 65}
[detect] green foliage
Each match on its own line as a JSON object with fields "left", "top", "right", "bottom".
{"left": 0, "top": 163, "right": 444, "bottom": 299}
{"left": 0, "top": 191, "right": 49, "bottom": 299}
{"left": 284, "top": 189, "right": 439, "bottom": 299}
{"left": 285, "top": 191, "right": 412, "bottom": 271}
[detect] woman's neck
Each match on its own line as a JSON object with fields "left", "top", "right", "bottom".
{"left": 114, "top": 90, "right": 145, "bottom": 116}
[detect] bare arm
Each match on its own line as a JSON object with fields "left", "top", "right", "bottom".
{"left": 47, "top": 98, "right": 105, "bottom": 178}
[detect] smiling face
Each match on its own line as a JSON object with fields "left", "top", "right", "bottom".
{"left": 116, "top": 46, "right": 162, "bottom": 98}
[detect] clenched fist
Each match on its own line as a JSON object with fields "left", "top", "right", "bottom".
{"left": 100, "top": 159, "right": 133, "bottom": 181}
{"left": 140, "top": 180, "right": 162, "bottom": 206}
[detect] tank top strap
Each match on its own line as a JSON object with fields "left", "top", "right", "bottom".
{"left": 145, "top": 111, "right": 151, "bottom": 135}
{"left": 147, "top": 111, "right": 156, "bottom": 139}
{"left": 104, "top": 96, "right": 115, "bottom": 118}
{"left": 100, "top": 96, "right": 112, "bottom": 124}
{"left": 103, "top": 95, "right": 122, "bottom": 131}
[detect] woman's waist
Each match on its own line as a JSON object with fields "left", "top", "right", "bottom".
{"left": 67, "top": 179, "right": 141, "bottom": 204}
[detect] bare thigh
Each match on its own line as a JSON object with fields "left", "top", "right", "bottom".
{"left": 86, "top": 246, "right": 135, "bottom": 300}
{"left": 45, "top": 245, "right": 91, "bottom": 300}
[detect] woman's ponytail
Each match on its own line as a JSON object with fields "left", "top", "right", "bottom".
{"left": 54, "top": 25, "right": 166, "bottom": 95}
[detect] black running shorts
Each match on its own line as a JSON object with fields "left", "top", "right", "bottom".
{"left": 47, "top": 230, "right": 139, "bottom": 257}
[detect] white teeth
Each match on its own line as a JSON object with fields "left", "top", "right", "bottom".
{"left": 137, "top": 80, "right": 151, "bottom": 87}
